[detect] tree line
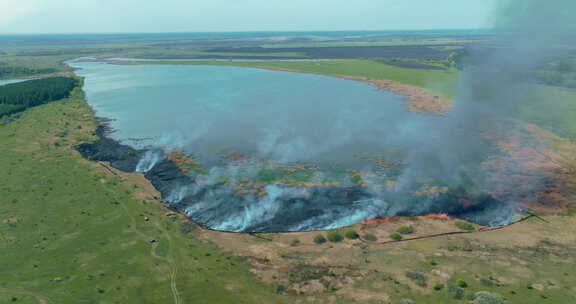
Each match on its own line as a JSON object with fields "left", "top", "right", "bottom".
{"left": 0, "top": 77, "right": 78, "bottom": 117}
{"left": 0, "top": 62, "right": 57, "bottom": 78}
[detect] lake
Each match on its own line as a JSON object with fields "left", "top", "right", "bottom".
{"left": 71, "top": 61, "right": 437, "bottom": 170}
{"left": 71, "top": 61, "right": 453, "bottom": 231}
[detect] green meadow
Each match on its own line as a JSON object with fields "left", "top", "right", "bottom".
{"left": 0, "top": 91, "right": 293, "bottom": 303}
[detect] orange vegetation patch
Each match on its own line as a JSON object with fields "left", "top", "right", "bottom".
{"left": 423, "top": 213, "right": 452, "bottom": 220}
{"left": 221, "top": 150, "right": 252, "bottom": 162}
{"left": 484, "top": 123, "right": 576, "bottom": 213}
{"left": 359, "top": 217, "right": 403, "bottom": 225}
{"left": 168, "top": 151, "right": 206, "bottom": 174}
{"left": 413, "top": 186, "right": 449, "bottom": 197}
{"left": 360, "top": 213, "right": 453, "bottom": 225}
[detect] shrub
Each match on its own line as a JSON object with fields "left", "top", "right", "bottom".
{"left": 344, "top": 230, "right": 359, "bottom": 239}
{"left": 429, "top": 260, "right": 438, "bottom": 266}
{"left": 389, "top": 232, "right": 403, "bottom": 241}
{"left": 448, "top": 284, "right": 466, "bottom": 300}
{"left": 433, "top": 283, "right": 445, "bottom": 291}
{"left": 480, "top": 278, "right": 494, "bottom": 287}
{"left": 327, "top": 230, "right": 344, "bottom": 243}
{"left": 275, "top": 284, "right": 286, "bottom": 294}
{"left": 472, "top": 291, "right": 504, "bottom": 304}
{"left": 455, "top": 221, "right": 475, "bottom": 231}
{"left": 313, "top": 234, "right": 327, "bottom": 244}
{"left": 405, "top": 271, "right": 427, "bottom": 287}
{"left": 457, "top": 279, "right": 468, "bottom": 288}
{"left": 397, "top": 225, "right": 415, "bottom": 235}
{"left": 363, "top": 234, "right": 378, "bottom": 241}
{"left": 290, "top": 239, "right": 301, "bottom": 247}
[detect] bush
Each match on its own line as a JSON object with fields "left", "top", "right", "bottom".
{"left": 457, "top": 279, "right": 468, "bottom": 288}
{"left": 455, "top": 221, "right": 475, "bottom": 231}
{"left": 275, "top": 284, "right": 286, "bottom": 294}
{"left": 389, "top": 232, "right": 403, "bottom": 241}
{"left": 363, "top": 234, "right": 378, "bottom": 241}
{"left": 448, "top": 284, "right": 466, "bottom": 300}
{"left": 472, "top": 291, "right": 504, "bottom": 304}
{"left": 433, "top": 283, "right": 445, "bottom": 291}
{"left": 327, "top": 230, "right": 344, "bottom": 243}
{"left": 480, "top": 278, "right": 494, "bottom": 287}
{"left": 397, "top": 225, "right": 415, "bottom": 235}
{"left": 405, "top": 271, "right": 427, "bottom": 287}
{"left": 344, "top": 230, "right": 359, "bottom": 239}
{"left": 290, "top": 239, "right": 301, "bottom": 247}
{"left": 313, "top": 234, "right": 326, "bottom": 244}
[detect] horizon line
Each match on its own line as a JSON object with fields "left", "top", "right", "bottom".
{"left": 0, "top": 28, "right": 494, "bottom": 36}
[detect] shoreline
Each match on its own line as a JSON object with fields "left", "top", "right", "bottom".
{"left": 250, "top": 65, "right": 453, "bottom": 115}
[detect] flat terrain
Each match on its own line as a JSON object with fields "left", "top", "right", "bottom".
{"left": 0, "top": 92, "right": 296, "bottom": 303}
{"left": 2, "top": 31, "right": 576, "bottom": 303}
{"left": 0, "top": 85, "right": 575, "bottom": 304}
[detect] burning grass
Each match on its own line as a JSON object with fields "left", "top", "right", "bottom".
{"left": 167, "top": 151, "right": 207, "bottom": 175}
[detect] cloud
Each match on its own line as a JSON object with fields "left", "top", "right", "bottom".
{"left": 0, "top": 0, "right": 39, "bottom": 25}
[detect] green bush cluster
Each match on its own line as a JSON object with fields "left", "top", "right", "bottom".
{"left": 313, "top": 234, "right": 326, "bottom": 244}
{"left": 471, "top": 291, "right": 504, "bottom": 304}
{"left": 363, "top": 233, "right": 378, "bottom": 241}
{"left": 389, "top": 232, "right": 403, "bottom": 241}
{"left": 397, "top": 225, "right": 415, "bottom": 235}
{"left": 344, "top": 230, "right": 359, "bottom": 239}
{"left": 455, "top": 221, "right": 476, "bottom": 231}
{"left": 326, "top": 230, "right": 344, "bottom": 243}
{"left": 405, "top": 271, "right": 427, "bottom": 287}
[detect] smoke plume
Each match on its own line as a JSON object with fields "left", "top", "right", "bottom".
{"left": 395, "top": 0, "right": 576, "bottom": 222}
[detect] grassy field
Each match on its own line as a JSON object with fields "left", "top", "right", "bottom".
{"left": 0, "top": 90, "right": 297, "bottom": 303}
{"left": 199, "top": 213, "right": 576, "bottom": 304}
{"left": 521, "top": 85, "right": 576, "bottom": 138}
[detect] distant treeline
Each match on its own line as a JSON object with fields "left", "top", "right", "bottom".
{"left": 0, "top": 77, "right": 78, "bottom": 117}
{"left": 0, "top": 62, "right": 57, "bottom": 78}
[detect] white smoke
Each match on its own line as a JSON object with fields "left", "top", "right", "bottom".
{"left": 135, "top": 150, "right": 164, "bottom": 173}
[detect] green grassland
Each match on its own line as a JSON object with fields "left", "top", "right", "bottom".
{"left": 0, "top": 91, "right": 296, "bottom": 303}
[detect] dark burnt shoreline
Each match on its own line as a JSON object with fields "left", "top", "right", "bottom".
{"left": 76, "top": 122, "right": 195, "bottom": 208}
{"left": 75, "top": 122, "right": 376, "bottom": 232}
{"left": 75, "top": 120, "right": 515, "bottom": 233}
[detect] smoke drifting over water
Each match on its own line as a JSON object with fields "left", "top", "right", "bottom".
{"left": 76, "top": 0, "right": 575, "bottom": 232}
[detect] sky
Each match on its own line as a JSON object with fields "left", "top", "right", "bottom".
{"left": 0, "top": 0, "right": 497, "bottom": 34}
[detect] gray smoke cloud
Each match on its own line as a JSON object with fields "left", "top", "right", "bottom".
{"left": 164, "top": 1, "right": 576, "bottom": 230}
{"left": 399, "top": 0, "right": 576, "bottom": 191}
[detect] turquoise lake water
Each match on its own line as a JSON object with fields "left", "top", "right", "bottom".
{"left": 71, "top": 62, "right": 438, "bottom": 170}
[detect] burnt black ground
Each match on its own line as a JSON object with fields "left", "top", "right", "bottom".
{"left": 76, "top": 123, "right": 514, "bottom": 232}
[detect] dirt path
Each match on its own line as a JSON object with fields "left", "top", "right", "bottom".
{"left": 0, "top": 288, "right": 51, "bottom": 304}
